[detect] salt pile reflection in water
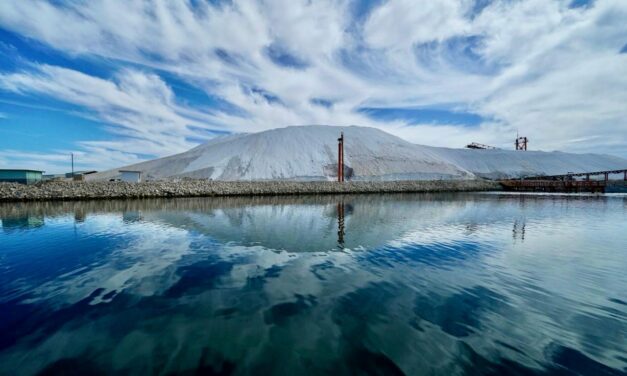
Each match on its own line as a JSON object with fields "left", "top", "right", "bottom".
{"left": 0, "top": 193, "right": 626, "bottom": 375}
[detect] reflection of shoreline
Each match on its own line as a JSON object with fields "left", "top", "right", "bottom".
{"left": 1, "top": 193, "right": 619, "bottom": 253}
{"left": 1, "top": 214, "right": 44, "bottom": 231}
{"left": 2, "top": 192, "right": 617, "bottom": 221}
{"left": 2, "top": 194, "right": 459, "bottom": 219}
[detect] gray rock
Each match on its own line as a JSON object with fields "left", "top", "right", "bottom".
{"left": 0, "top": 180, "right": 501, "bottom": 202}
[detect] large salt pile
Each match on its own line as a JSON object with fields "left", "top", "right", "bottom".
{"left": 90, "top": 125, "right": 627, "bottom": 181}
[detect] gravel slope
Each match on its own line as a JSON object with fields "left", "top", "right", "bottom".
{"left": 0, "top": 180, "right": 500, "bottom": 202}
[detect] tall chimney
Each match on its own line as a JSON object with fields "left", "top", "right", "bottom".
{"left": 338, "top": 132, "right": 344, "bottom": 182}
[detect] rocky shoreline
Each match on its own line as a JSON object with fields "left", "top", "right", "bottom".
{"left": 0, "top": 180, "right": 501, "bottom": 202}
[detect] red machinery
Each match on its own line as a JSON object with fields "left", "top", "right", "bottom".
{"left": 338, "top": 132, "right": 344, "bottom": 182}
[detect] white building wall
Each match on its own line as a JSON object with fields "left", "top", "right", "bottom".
{"left": 120, "top": 171, "right": 141, "bottom": 183}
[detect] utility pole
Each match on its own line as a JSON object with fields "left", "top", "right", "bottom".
{"left": 71, "top": 153, "right": 74, "bottom": 178}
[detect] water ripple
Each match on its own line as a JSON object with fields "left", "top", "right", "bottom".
{"left": 0, "top": 194, "right": 626, "bottom": 375}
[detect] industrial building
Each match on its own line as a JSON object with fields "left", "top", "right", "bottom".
{"left": 43, "top": 170, "right": 98, "bottom": 181}
{"left": 120, "top": 170, "right": 142, "bottom": 183}
{"left": 0, "top": 169, "right": 44, "bottom": 185}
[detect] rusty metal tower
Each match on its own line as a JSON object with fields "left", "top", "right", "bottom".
{"left": 337, "top": 132, "right": 344, "bottom": 182}
{"left": 515, "top": 136, "right": 528, "bottom": 151}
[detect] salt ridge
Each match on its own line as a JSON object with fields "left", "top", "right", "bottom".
{"left": 90, "top": 125, "right": 627, "bottom": 181}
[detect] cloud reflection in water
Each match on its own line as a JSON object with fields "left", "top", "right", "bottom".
{"left": 0, "top": 194, "right": 626, "bottom": 375}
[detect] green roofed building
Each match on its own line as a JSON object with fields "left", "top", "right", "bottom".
{"left": 0, "top": 169, "right": 44, "bottom": 185}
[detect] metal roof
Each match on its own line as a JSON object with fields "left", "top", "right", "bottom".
{"left": 0, "top": 169, "right": 45, "bottom": 173}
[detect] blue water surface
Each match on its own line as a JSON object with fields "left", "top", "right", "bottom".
{"left": 0, "top": 193, "right": 626, "bottom": 375}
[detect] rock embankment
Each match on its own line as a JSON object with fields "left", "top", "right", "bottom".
{"left": 0, "top": 180, "right": 500, "bottom": 202}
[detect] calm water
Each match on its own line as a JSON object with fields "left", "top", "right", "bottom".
{"left": 1, "top": 193, "right": 626, "bottom": 375}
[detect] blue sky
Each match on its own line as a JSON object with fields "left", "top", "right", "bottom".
{"left": 0, "top": 0, "right": 626, "bottom": 173}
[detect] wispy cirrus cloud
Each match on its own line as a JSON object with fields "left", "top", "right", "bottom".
{"left": 0, "top": 0, "right": 626, "bottom": 172}
{"left": 0, "top": 64, "right": 230, "bottom": 171}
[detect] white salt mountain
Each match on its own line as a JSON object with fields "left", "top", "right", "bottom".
{"left": 425, "top": 146, "right": 627, "bottom": 180}
{"left": 91, "top": 125, "right": 627, "bottom": 181}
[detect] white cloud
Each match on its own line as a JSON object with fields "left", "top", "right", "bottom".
{"left": 363, "top": 0, "right": 471, "bottom": 49}
{"left": 0, "top": 65, "right": 228, "bottom": 167}
{"left": 0, "top": 65, "right": 235, "bottom": 172}
{"left": 0, "top": 0, "right": 626, "bottom": 172}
